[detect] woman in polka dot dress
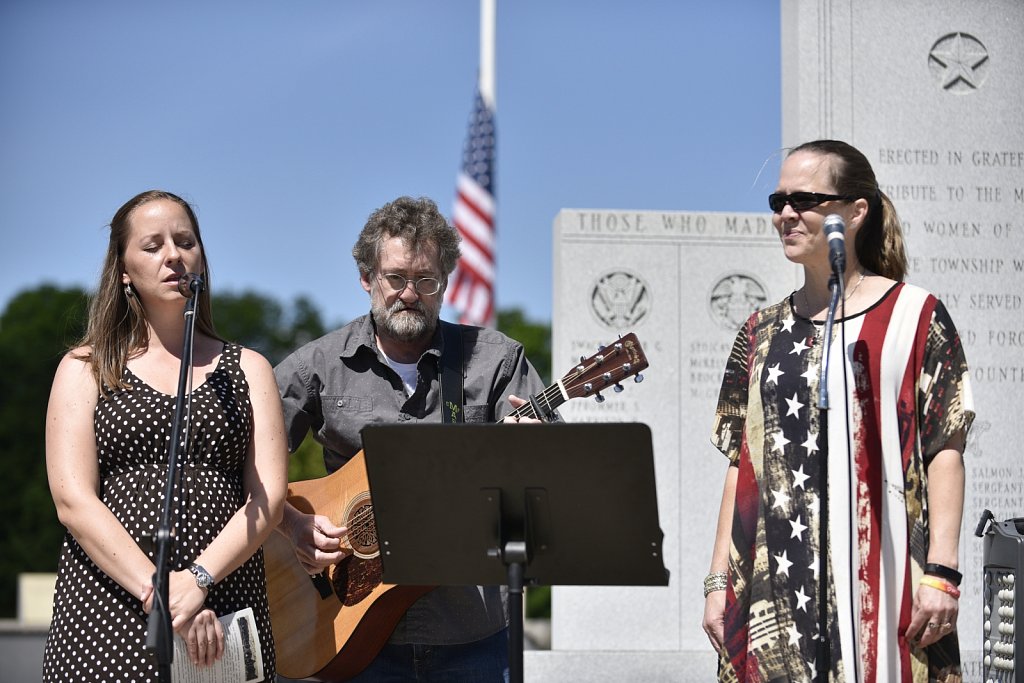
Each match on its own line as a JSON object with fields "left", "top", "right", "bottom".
{"left": 42, "top": 190, "right": 288, "bottom": 681}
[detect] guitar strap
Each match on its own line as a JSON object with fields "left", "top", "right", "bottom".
{"left": 439, "top": 321, "right": 464, "bottom": 424}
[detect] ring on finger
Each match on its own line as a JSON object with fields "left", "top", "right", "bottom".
{"left": 926, "top": 622, "right": 938, "bottom": 630}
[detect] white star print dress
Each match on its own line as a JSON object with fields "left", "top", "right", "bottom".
{"left": 43, "top": 343, "right": 275, "bottom": 682}
{"left": 710, "top": 283, "right": 973, "bottom": 683}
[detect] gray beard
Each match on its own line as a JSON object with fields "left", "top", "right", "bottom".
{"left": 373, "top": 298, "right": 438, "bottom": 343}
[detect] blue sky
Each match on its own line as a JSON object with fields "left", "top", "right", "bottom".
{"left": 0, "top": 1, "right": 779, "bottom": 329}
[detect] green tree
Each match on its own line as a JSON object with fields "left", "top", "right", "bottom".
{"left": 497, "top": 308, "right": 552, "bottom": 383}
{"left": 0, "top": 286, "right": 89, "bottom": 617}
{"left": 0, "top": 285, "right": 556, "bottom": 620}
{"left": 0, "top": 285, "right": 330, "bottom": 617}
{"left": 213, "top": 292, "right": 326, "bottom": 366}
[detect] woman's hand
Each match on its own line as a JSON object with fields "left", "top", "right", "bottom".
{"left": 162, "top": 568, "right": 210, "bottom": 629}
{"left": 703, "top": 590, "right": 727, "bottom": 653}
{"left": 907, "top": 582, "right": 958, "bottom": 648}
{"left": 179, "top": 608, "right": 225, "bottom": 668}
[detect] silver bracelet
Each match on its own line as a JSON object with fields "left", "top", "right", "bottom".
{"left": 703, "top": 571, "right": 728, "bottom": 598}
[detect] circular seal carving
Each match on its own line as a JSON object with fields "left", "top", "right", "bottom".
{"left": 708, "top": 273, "right": 768, "bottom": 330}
{"left": 590, "top": 270, "right": 651, "bottom": 330}
{"left": 928, "top": 32, "right": 988, "bottom": 94}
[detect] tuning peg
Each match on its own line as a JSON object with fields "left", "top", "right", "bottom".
{"left": 613, "top": 383, "right": 624, "bottom": 393}
{"left": 594, "top": 392, "right": 605, "bottom": 403}
{"left": 634, "top": 373, "right": 644, "bottom": 383}
{"left": 579, "top": 356, "right": 586, "bottom": 363}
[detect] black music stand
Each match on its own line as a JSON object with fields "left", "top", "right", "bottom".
{"left": 360, "top": 422, "right": 670, "bottom": 683}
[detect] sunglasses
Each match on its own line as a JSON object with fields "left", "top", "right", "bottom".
{"left": 768, "top": 191, "right": 856, "bottom": 213}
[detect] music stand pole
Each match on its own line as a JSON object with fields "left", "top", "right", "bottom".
{"left": 502, "top": 541, "right": 528, "bottom": 683}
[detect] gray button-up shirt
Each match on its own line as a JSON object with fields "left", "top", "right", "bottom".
{"left": 274, "top": 313, "right": 551, "bottom": 645}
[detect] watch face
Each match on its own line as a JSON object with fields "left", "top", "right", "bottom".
{"left": 190, "top": 564, "right": 213, "bottom": 588}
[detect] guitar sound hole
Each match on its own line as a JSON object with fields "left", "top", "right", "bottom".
{"left": 347, "top": 501, "right": 379, "bottom": 558}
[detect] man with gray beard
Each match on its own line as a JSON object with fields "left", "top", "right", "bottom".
{"left": 273, "top": 195, "right": 551, "bottom": 681}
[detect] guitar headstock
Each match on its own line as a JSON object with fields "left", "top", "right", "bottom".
{"left": 560, "top": 332, "right": 648, "bottom": 402}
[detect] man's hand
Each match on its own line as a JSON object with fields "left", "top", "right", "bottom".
{"left": 282, "top": 505, "right": 348, "bottom": 574}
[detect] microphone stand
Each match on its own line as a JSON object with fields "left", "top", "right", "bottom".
{"left": 145, "top": 292, "right": 200, "bottom": 682}
{"left": 814, "top": 263, "right": 843, "bottom": 683}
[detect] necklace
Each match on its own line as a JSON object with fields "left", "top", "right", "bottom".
{"left": 800, "top": 269, "right": 866, "bottom": 317}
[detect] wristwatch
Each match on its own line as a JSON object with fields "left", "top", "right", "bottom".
{"left": 188, "top": 563, "right": 215, "bottom": 590}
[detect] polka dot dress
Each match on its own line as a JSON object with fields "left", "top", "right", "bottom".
{"left": 42, "top": 343, "right": 276, "bottom": 682}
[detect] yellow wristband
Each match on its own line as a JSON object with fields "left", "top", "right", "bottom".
{"left": 920, "top": 575, "right": 960, "bottom": 599}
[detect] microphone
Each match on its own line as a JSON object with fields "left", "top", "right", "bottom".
{"left": 177, "top": 273, "right": 205, "bottom": 299}
{"left": 823, "top": 214, "right": 846, "bottom": 271}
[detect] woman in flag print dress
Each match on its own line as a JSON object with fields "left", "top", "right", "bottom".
{"left": 702, "top": 140, "right": 974, "bottom": 683}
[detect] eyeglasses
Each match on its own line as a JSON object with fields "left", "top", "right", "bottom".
{"left": 378, "top": 273, "right": 442, "bottom": 296}
{"left": 768, "top": 191, "right": 856, "bottom": 213}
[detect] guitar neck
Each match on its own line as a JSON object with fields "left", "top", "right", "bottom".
{"left": 502, "top": 333, "right": 648, "bottom": 421}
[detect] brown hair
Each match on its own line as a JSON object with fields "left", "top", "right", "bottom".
{"left": 77, "top": 190, "right": 220, "bottom": 394}
{"left": 789, "top": 140, "right": 908, "bottom": 280}
{"left": 351, "top": 196, "right": 461, "bottom": 278}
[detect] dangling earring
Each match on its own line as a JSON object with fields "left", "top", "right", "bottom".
{"left": 124, "top": 283, "right": 134, "bottom": 298}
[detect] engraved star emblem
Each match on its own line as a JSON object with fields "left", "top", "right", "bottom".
{"left": 790, "top": 515, "right": 808, "bottom": 540}
{"left": 802, "top": 432, "right": 819, "bottom": 454}
{"left": 766, "top": 363, "right": 784, "bottom": 385}
{"left": 790, "top": 338, "right": 810, "bottom": 356}
{"left": 785, "top": 392, "right": 804, "bottom": 417}
{"left": 771, "top": 487, "right": 791, "bottom": 511}
{"left": 774, "top": 549, "right": 793, "bottom": 577}
{"left": 792, "top": 464, "right": 810, "bottom": 490}
{"left": 772, "top": 430, "right": 791, "bottom": 452}
{"left": 795, "top": 585, "right": 811, "bottom": 612}
{"left": 929, "top": 32, "right": 988, "bottom": 91}
{"left": 781, "top": 316, "right": 796, "bottom": 333}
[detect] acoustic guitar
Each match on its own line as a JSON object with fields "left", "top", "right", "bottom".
{"left": 264, "top": 332, "right": 649, "bottom": 681}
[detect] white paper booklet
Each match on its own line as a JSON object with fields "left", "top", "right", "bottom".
{"left": 170, "top": 606, "right": 265, "bottom": 683}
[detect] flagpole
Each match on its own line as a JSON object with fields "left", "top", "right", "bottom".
{"left": 480, "top": 0, "right": 496, "bottom": 109}
{"left": 447, "top": 0, "right": 498, "bottom": 328}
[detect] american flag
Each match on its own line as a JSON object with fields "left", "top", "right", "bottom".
{"left": 446, "top": 88, "right": 496, "bottom": 328}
